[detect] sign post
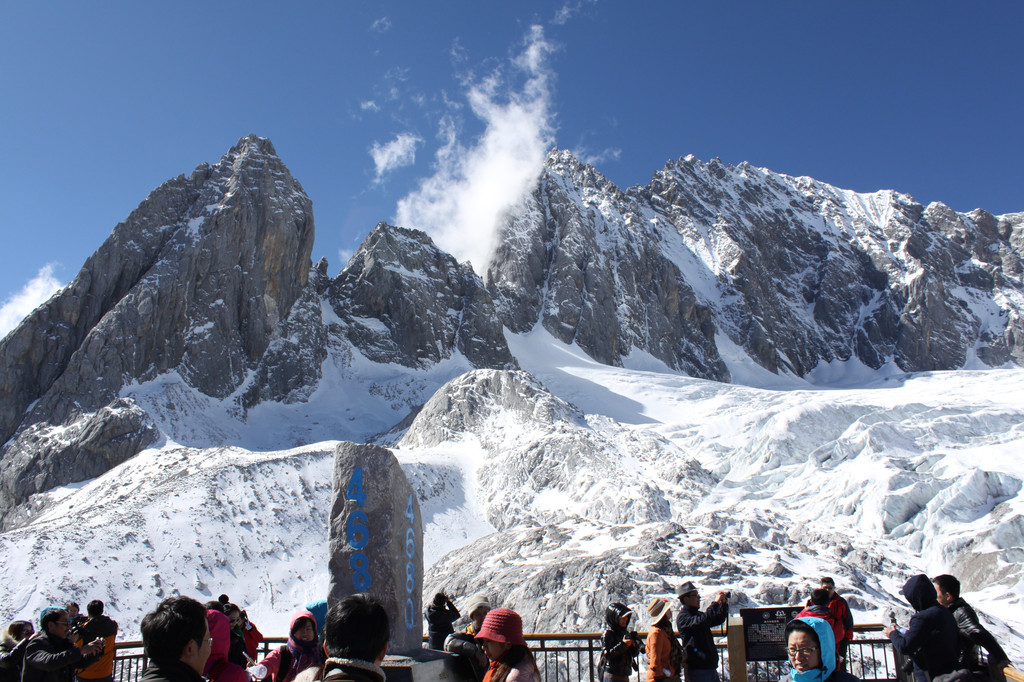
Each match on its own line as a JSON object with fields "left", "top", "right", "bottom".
{"left": 738, "top": 607, "right": 803, "bottom": 662}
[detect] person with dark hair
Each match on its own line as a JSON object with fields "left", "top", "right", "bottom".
{"left": 884, "top": 575, "right": 960, "bottom": 682}
{"left": 139, "top": 596, "right": 212, "bottom": 682}
{"left": 646, "top": 598, "right": 683, "bottom": 682}
{"left": 64, "top": 605, "right": 85, "bottom": 631}
{"left": 425, "top": 593, "right": 461, "bottom": 650}
{"left": 780, "top": 617, "right": 859, "bottom": 682}
{"left": 1, "top": 620, "right": 35, "bottom": 682}
{"left": 676, "top": 582, "right": 726, "bottom": 682}
{"left": 601, "top": 603, "right": 639, "bottom": 682}
{"left": 75, "top": 601, "right": 118, "bottom": 682}
{"left": 257, "top": 611, "right": 324, "bottom": 682}
{"left": 239, "top": 610, "right": 264, "bottom": 663}
{"left": 933, "top": 574, "right": 1010, "bottom": 679}
{"left": 203, "top": 610, "right": 248, "bottom": 682}
{"left": 797, "top": 589, "right": 844, "bottom": 667}
{"left": 219, "top": 604, "right": 249, "bottom": 666}
{"left": 321, "top": 594, "right": 390, "bottom": 682}
{"left": 819, "top": 578, "right": 854, "bottom": 663}
{"left": 475, "top": 607, "right": 539, "bottom": 682}
{"left": 23, "top": 608, "right": 103, "bottom": 682}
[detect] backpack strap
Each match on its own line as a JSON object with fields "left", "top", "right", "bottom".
{"left": 274, "top": 646, "right": 293, "bottom": 682}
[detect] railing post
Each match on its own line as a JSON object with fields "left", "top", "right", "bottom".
{"left": 726, "top": 616, "right": 747, "bottom": 682}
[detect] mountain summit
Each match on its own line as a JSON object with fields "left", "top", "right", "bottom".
{"left": 1, "top": 138, "right": 1022, "bottom": 652}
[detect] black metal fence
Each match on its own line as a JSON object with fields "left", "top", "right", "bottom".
{"left": 110, "top": 627, "right": 897, "bottom": 682}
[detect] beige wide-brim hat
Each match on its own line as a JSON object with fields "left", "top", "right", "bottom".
{"left": 647, "top": 597, "right": 671, "bottom": 623}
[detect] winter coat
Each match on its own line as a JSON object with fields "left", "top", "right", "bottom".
{"left": 444, "top": 632, "right": 488, "bottom": 682}
{"left": 796, "top": 606, "right": 844, "bottom": 658}
{"left": 826, "top": 594, "right": 854, "bottom": 644}
{"left": 139, "top": 659, "right": 206, "bottom": 682}
{"left": 889, "top": 575, "right": 960, "bottom": 682}
{"left": 22, "top": 632, "right": 86, "bottom": 682}
{"left": 425, "top": 599, "right": 461, "bottom": 650}
{"left": 601, "top": 603, "right": 639, "bottom": 679}
{"left": 948, "top": 598, "right": 1009, "bottom": 673}
{"left": 778, "top": 617, "right": 860, "bottom": 682}
{"left": 321, "top": 658, "right": 385, "bottom": 682}
{"left": 676, "top": 601, "right": 727, "bottom": 670}
{"left": 645, "top": 621, "right": 682, "bottom": 682}
{"left": 243, "top": 621, "right": 265, "bottom": 662}
{"left": 0, "top": 636, "right": 29, "bottom": 682}
{"left": 204, "top": 611, "right": 249, "bottom": 682}
{"left": 74, "top": 615, "right": 118, "bottom": 680}
{"left": 258, "top": 611, "right": 325, "bottom": 682}
{"left": 481, "top": 656, "right": 541, "bottom": 682}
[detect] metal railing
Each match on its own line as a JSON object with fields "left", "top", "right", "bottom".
{"left": 107, "top": 625, "right": 1015, "bottom": 682}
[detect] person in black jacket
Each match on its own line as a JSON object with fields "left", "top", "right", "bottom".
{"left": 885, "top": 575, "right": 960, "bottom": 682}
{"left": 139, "top": 596, "right": 212, "bottom": 682}
{"left": 425, "top": 593, "right": 460, "bottom": 650}
{"left": 22, "top": 608, "right": 103, "bottom": 682}
{"left": 601, "top": 603, "right": 639, "bottom": 682}
{"left": 933, "top": 574, "right": 1010, "bottom": 679}
{"left": 675, "top": 582, "right": 728, "bottom": 682}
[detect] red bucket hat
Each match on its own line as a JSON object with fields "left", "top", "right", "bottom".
{"left": 475, "top": 607, "right": 527, "bottom": 647}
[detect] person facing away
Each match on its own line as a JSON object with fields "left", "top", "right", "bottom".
{"left": 425, "top": 593, "right": 461, "bottom": 650}
{"left": 601, "top": 602, "right": 640, "bottom": 682}
{"left": 23, "top": 607, "right": 103, "bottom": 682}
{"left": 444, "top": 595, "right": 491, "bottom": 681}
{"left": 474, "top": 607, "right": 540, "bottom": 682}
{"left": 780, "top": 617, "right": 860, "bottom": 682}
{"left": 203, "top": 610, "right": 248, "bottom": 682}
{"left": 646, "top": 597, "right": 683, "bottom": 682}
{"left": 139, "top": 596, "right": 212, "bottom": 682}
{"left": 257, "top": 611, "right": 324, "bottom": 682}
{"left": 797, "top": 589, "right": 845, "bottom": 667}
{"left": 884, "top": 574, "right": 961, "bottom": 682}
{"left": 74, "top": 600, "right": 118, "bottom": 682}
{"left": 319, "top": 594, "right": 390, "bottom": 682}
{"left": 819, "top": 578, "right": 854, "bottom": 660}
{"left": 675, "top": 582, "right": 727, "bottom": 682}
{"left": 0, "top": 620, "right": 35, "bottom": 682}
{"left": 933, "top": 574, "right": 1010, "bottom": 679}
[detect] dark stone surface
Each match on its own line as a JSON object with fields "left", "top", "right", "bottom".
{"left": 329, "top": 441, "right": 423, "bottom": 654}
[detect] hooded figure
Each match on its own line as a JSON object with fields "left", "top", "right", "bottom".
{"left": 888, "top": 575, "right": 960, "bottom": 682}
{"left": 258, "top": 611, "right": 325, "bottom": 682}
{"left": 780, "top": 617, "right": 859, "bottom": 682}
{"left": 601, "top": 603, "right": 639, "bottom": 681}
{"left": 204, "top": 611, "right": 248, "bottom": 682}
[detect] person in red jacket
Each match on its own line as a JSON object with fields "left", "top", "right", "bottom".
{"left": 204, "top": 611, "right": 248, "bottom": 682}
{"left": 820, "top": 578, "right": 854, "bottom": 664}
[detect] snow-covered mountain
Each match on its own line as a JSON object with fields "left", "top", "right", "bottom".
{"left": 1, "top": 136, "right": 1022, "bottom": 655}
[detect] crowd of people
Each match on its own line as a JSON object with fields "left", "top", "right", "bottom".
{"left": 0, "top": 571, "right": 1012, "bottom": 682}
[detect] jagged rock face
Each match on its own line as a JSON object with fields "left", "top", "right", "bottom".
{"left": 0, "top": 135, "right": 314, "bottom": 524}
{"left": 327, "top": 224, "right": 516, "bottom": 370}
{"left": 491, "top": 150, "right": 1024, "bottom": 376}
{"left": 489, "top": 154, "right": 729, "bottom": 380}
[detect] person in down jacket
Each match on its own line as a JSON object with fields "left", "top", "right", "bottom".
{"left": 884, "top": 574, "right": 960, "bottom": 682}
{"left": 258, "top": 611, "right": 325, "bottom": 682}
{"left": 601, "top": 603, "right": 640, "bottom": 682}
{"left": 203, "top": 610, "right": 247, "bottom": 682}
{"left": 779, "top": 617, "right": 859, "bottom": 682}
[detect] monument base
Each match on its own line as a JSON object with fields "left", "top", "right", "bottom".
{"left": 382, "top": 647, "right": 478, "bottom": 682}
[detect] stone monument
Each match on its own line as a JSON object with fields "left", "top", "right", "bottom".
{"left": 329, "top": 441, "right": 424, "bottom": 653}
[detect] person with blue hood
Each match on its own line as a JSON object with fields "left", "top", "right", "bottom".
{"left": 884, "top": 574, "right": 960, "bottom": 682}
{"left": 780, "top": 617, "right": 859, "bottom": 682}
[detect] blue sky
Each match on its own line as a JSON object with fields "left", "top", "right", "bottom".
{"left": 1, "top": 1, "right": 1022, "bottom": 335}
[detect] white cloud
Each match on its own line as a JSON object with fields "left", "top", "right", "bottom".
{"left": 552, "top": 0, "right": 597, "bottom": 25}
{"left": 337, "top": 249, "right": 355, "bottom": 270}
{"left": 360, "top": 100, "right": 380, "bottom": 112}
{"left": 395, "top": 25, "right": 557, "bottom": 276}
{"left": 578, "top": 146, "right": 622, "bottom": 166}
{"left": 0, "top": 263, "right": 64, "bottom": 340}
{"left": 370, "top": 17, "right": 391, "bottom": 33}
{"left": 371, "top": 133, "right": 422, "bottom": 183}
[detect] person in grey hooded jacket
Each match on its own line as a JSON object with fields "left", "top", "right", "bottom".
{"left": 884, "top": 575, "right": 960, "bottom": 682}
